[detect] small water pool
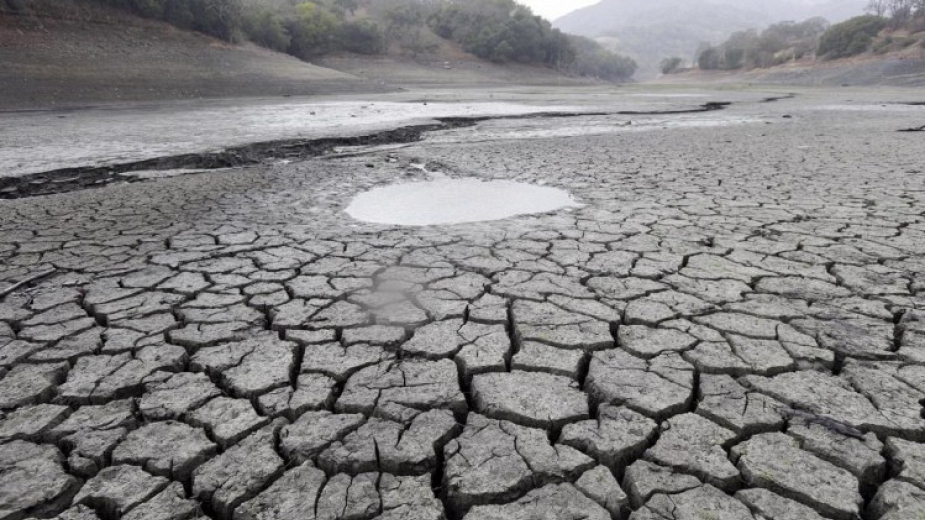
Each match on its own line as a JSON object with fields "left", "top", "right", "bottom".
{"left": 346, "top": 178, "right": 580, "bottom": 226}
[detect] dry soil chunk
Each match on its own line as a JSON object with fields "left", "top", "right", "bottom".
{"left": 644, "top": 413, "right": 740, "bottom": 491}
{"left": 559, "top": 405, "right": 658, "bottom": 471}
{"left": 735, "top": 488, "right": 828, "bottom": 520}
{"left": 0, "top": 441, "right": 79, "bottom": 520}
{"left": 192, "top": 421, "right": 286, "bottom": 520}
{"left": 696, "top": 375, "right": 786, "bottom": 437}
{"left": 336, "top": 359, "right": 466, "bottom": 418}
{"left": 443, "top": 414, "right": 594, "bottom": 512}
{"left": 0, "top": 362, "right": 68, "bottom": 409}
{"left": 234, "top": 463, "right": 327, "bottom": 520}
{"left": 471, "top": 371, "right": 589, "bottom": 429}
{"left": 111, "top": 421, "right": 217, "bottom": 481}
{"left": 138, "top": 371, "right": 222, "bottom": 421}
{"left": 74, "top": 465, "right": 169, "bottom": 520}
{"left": 869, "top": 479, "right": 925, "bottom": 520}
{"left": 279, "top": 411, "right": 366, "bottom": 464}
{"left": 622, "top": 460, "right": 703, "bottom": 508}
{"left": 121, "top": 482, "right": 199, "bottom": 520}
{"left": 187, "top": 397, "right": 269, "bottom": 448}
{"left": 630, "top": 485, "right": 755, "bottom": 520}
{"left": 574, "top": 466, "right": 628, "bottom": 519}
{"left": 732, "top": 432, "right": 862, "bottom": 520}
{"left": 464, "top": 484, "right": 610, "bottom": 520}
{"left": 190, "top": 332, "right": 296, "bottom": 397}
{"left": 586, "top": 350, "right": 694, "bottom": 420}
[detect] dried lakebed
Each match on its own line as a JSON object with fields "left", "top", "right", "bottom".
{"left": 1, "top": 86, "right": 925, "bottom": 520}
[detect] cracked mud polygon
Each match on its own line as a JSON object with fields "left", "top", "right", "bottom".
{"left": 2, "top": 86, "right": 925, "bottom": 520}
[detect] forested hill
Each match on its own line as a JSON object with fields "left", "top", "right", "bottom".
{"left": 11, "top": 0, "right": 637, "bottom": 81}
{"left": 554, "top": 0, "right": 866, "bottom": 75}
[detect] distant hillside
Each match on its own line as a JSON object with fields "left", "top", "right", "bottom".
{"left": 554, "top": 0, "right": 867, "bottom": 75}
{"left": 0, "top": 0, "right": 599, "bottom": 109}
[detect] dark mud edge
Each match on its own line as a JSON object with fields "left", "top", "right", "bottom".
{"left": 0, "top": 102, "right": 731, "bottom": 200}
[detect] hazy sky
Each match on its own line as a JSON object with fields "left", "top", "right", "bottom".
{"left": 519, "top": 0, "right": 600, "bottom": 21}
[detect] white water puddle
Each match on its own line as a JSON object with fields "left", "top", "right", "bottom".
{"left": 346, "top": 179, "right": 580, "bottom": 226}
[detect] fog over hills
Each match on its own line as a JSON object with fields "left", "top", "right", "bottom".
{"left": 553, "top": 0, "right": 868, "bottom": 75}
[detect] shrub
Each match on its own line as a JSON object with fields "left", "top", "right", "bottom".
{"left": 660, "top": 57, "right": 683, "bottom": 74}
{"left": 339, "top": 19, "right": 384, "bottom": 54}
{"left": 243, "top": 8, "right": 290, "bottom": 52}
{"left": 818, "top": 15, "right": 888, "bottom": 59}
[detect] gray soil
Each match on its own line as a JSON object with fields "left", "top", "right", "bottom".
{"left": 2, "top": 84, "right": 925, "bottom": 520}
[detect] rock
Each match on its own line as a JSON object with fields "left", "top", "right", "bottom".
{"left": 586, "top": 350, "right": 694, "bottom": 420}
{"left": 443, "top": 414, "right": 594, "bottom": 512}
{"left": 0, "top": 441, "right": 79, "bottom": 520}
{"left": 644, "top": 413, "right": 740, "bottom": 491}
{"left": 575, "top": 466, "right": 628, "bottom": 519}
{"left": 559, "top": 405, "right": 658, "bottom": 471}
{"left": 111, "top": 421, "right": 218, "bottom": 481}
{"left": 74, "top": 465, "right": 169, "bottom": 520}
{"left": 187, "top": 397, "right": 269, "bottom": 448}
{"left": 235, "top": 463, "right": 327, "bottom": 520}
{"left": 630, "top": 485, "right": 755, "bottom": 520}
{"left": 731, "top": 433, "right": 862, "bottom": 520}
{"left": 471, "top": 371, "right": 589, "bottom": 429}
{"left": 622, "top": 460, "right": 702, "bottom": 509}
{"left": 121, "top": 483, "right": 199, "bottom": 520}
{"left": 192, "top": 421, "right": 287, "bottom": 520}
{"left": 464, "top": 484, "right": 610, "bottom": 520}
{"left": 735, "top": 488, "right": 828, "bottom": 520}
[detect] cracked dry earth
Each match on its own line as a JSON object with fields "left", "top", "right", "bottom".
{"left": 2, "top": 88, "right": 925, "bottom": 520}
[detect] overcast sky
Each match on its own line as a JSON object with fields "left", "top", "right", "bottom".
{"left": 519, "top": 0, "right": 600, "bottom": 21}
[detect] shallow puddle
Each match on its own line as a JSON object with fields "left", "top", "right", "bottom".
{"left": 346, "top": 178, "right": 580, "bottom": 226}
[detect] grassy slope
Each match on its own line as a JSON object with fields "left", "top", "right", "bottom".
{"left": 0, "top": 0, "right": 597, "bottom": 110}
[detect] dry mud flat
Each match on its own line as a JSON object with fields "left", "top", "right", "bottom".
{"left": 1, "top": 87, "right": 925, "bottom": 520}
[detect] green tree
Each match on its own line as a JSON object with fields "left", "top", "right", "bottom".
{"left": 818, "top": 15, "right": 888, "bottom": 59}
{"left": 287, "top": 2, "right": 339, "bottom": 58}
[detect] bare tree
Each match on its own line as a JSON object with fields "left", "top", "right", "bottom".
{"left": 867, "top": 0, "right": 888, "bottom": 16}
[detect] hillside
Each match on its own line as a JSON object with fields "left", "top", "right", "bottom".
{"left": 0, "top": 0, "right": 391, "bottom": 109}
{"left": 0, "top": 0, "right": 601, "bottom": 110}
{"left": 554, "top": 0, "right": 867, "bottom": 75}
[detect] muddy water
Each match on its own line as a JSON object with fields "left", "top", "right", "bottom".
{"left": 345, "top": 178, "right": 580, "bottom": 226}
